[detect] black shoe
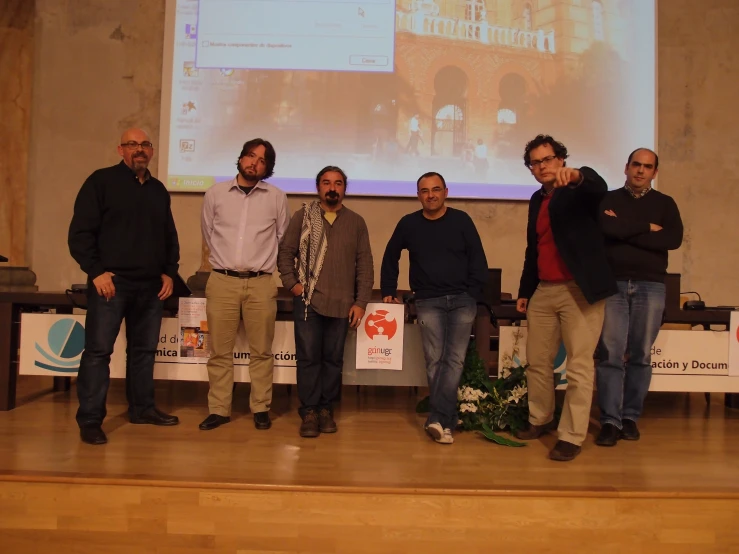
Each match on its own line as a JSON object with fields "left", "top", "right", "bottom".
{"left": 621, "top": 419, "right": 640, "bottom": 441}
{"left": 130, "top": 408, "right": 179, "bottom": 426}
{"left": 254, "top": 411, "right": 271, "bottom": 430}
{"left": 198, "top": 414, "right": 230, "bottom": 431}
{"left": 595, "top": 423, "right": 621, "bottom": 447}
{"left": 549, "top": 440, "right": 582, "bottom": 462}
{"left": 80, "top": 426, "right": 107, "bottom": 445}
{"left": 318, "top": 408, "right": 337, "bottom": 433}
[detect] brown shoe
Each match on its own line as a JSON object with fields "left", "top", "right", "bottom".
{"left": 549, "top": 440, "right": 582, "bottom": 462}
{"left": 299, "top": 410, "right": 320, "bottom": 438}
{"left": 514, "top": 420, "right": 556, "bottom": 440}
{"left": 318, "top": 408, "right": 337, "bottom": 433}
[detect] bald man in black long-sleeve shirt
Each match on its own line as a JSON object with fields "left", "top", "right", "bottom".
{"left": 68, "top": 128, "right": 181, "bottom": 446}
{"left": 595, "top": 148, "right": 683, "bottom": 447}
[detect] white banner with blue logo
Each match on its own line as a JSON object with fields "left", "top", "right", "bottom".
{"left": 498, "top": 326, "right": 732, "bottom": 390}
{"left": 19, "top": 313, "right": 299, "bottom": 383}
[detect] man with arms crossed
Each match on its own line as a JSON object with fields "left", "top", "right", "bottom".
{"left": 381, "top": 172, "right": 488, "bottom": 445}
{"left": 278, "top": 166, "right": 373, "bottom": 438}
{"left": 515, "top": 134, "right": 617, "bottom": 461}
{"left": 69, "top": 128, "right": 180, "bottom": 445}
{"left": 199, "top": 139, "right": 289, "bottom": 432}
{"left": 595, "top": 148, "right": 683, "bottom": 446}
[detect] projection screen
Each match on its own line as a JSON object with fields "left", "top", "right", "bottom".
{"left": 160, "top": 0, "right": 656, "bottom": 199}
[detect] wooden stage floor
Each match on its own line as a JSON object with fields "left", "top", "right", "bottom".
{"left": 1, "top": 376, "right": 738, "bottom": 496}
{"left": 2, "top": 377, "right": 739, "bottom": 553}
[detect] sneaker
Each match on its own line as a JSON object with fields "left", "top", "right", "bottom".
{"left": 437, "top": 428, "right": 454, "bottom": 445}
{"left": 595, "top": 423, "right": 621, "bottom": 447}
{"left": 425, "top": 421, "right": 443, "bottom": 441}
{"left": 318, "top": 408, "right": 337, "bottom": 433}
{"left": 514, "top": 420, "right": 556, "bottom": 440}
{"left": 549, "top": 440, "right": 582, "bottom": 462}
{"left": 299, "top": 410, "right": 320, "bottom": 438}
{"left": 621, "top": 419, "right": 640, "bottom": 441}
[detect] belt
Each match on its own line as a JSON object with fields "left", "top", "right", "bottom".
{"left": 213, "top": 268, "right": 270, "bottom": 279}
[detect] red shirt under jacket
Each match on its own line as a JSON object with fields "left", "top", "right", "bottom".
{"left": 536, "top": 194, "right": 574, "bottom": 282}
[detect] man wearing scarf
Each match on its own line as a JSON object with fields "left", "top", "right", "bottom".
{"left": 278, "top": 166, "right": 374, "bottom": 437}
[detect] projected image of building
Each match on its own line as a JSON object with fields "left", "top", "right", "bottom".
{"left": 393, "top": 0, "right": 632, "bottom": 163}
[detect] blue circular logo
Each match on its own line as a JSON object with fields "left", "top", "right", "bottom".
{"left": 47, "top": 319, "right": 86, "bottom": 359}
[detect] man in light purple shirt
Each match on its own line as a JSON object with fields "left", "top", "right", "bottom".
{"left": 199, "top": 138, "right": 290, "bottom": 432}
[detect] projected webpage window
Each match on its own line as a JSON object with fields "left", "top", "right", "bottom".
{"left": 196, "top": 0, "right": 395, "bottom": 72}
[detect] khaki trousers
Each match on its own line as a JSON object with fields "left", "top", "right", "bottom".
{"left": 205, "top": 271, "right": 277, "bottom": 416}
{"left": 526, "top": 281, "right": 605, "bottom": 446}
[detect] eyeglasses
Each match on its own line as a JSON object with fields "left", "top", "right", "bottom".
{"left": 121, "top": 141, "right": 154, "bottom": 149}
{"left": 529, "top": 155, "right": 558, "bottom": 169}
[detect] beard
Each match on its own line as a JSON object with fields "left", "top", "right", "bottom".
{"left": 132, "top": 154, "right": 149, "bottom": 171}
{"left": 238, "top": 164, "right": 262, "bottom": 183}
{"left": 324, "top": 192, "right": 340, "bottom": 206}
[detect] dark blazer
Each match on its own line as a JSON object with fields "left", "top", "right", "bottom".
{"left": 517, "top": 166, "right": 617, "bottom": 305}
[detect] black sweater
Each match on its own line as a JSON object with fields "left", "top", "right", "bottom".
{"left": 68, "top": 161, "right": 180, "bottom": 281}
{"left": 599, "top": 188, "right": 683, "bottom": 282}
{"left": 381, "top": 207, "right": 488, "bottom": 302}
{"left": 518, "top": 167, "right": 618, "bottom": 304}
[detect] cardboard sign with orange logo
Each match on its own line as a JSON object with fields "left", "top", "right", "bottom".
{"left": 356, "top": 303, "right": 405, "bottom": 370}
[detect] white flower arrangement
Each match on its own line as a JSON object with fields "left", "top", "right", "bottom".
{"left": 456, "top": 331, "right": 530, "bottom": 443}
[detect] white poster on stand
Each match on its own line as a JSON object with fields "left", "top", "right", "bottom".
{"left": 356, "top": 303, "right": 405, "bottom": 370}
{"left": 179, "top": 297, "right": 210, "bottom": 362}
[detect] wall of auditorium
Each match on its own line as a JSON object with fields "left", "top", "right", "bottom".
{"left": 23, "top": 0, "right": 739, "bottom": 305}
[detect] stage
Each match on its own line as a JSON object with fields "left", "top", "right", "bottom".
{"left": 1, "top": 376, "right": 738, "bottom": 553}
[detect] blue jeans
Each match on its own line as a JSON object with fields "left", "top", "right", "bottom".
{"left": 415, "top": 293, "right": 477, "bottom": 431}
{"left": 76, "top": 276, "right": 163, "bottom": 427}
{"left": 293, "top": 296, "right": 349, "bottom": 418}
{"left": 596, "top": 280, "right": 665, "bottom": 428}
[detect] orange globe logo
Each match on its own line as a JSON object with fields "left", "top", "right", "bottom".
{"left": 364, "top": 309, "right": 398, "bottom": 340}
